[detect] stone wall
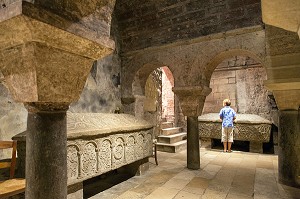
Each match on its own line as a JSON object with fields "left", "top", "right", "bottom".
{"left": 115, "top": 0, "right": 262, "bottom": 52}
{"left": 69, "top": 53, "right": 122, "bottom": 113}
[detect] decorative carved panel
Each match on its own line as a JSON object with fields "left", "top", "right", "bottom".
{"left": 199, "top": 113, "right": 271, "bottom": 142}
{"left": 67, "top": 145, "right": 79, "bottom": 180}
{"left": 99, "top": 139, "right": 112, "bottom": 173}
{"left": 82, "top": 142, "right": 97, "bottom": 176}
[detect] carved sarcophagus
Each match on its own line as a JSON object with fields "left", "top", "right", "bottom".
{"left": 198, "top": 113, "right": 272, "bottom": 153}
{"left": 13, "top": 113, "right": 153, "bottom": 185}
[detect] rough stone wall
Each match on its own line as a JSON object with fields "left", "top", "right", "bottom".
{"left": 69, "top": 11, "right": 122, "bottom": 113}
{"left": 69, "top": 54, "right": 121, "bottom": 113}
{"left": 203, "top": 56, "right": 272, "bottom": 120}
{"left": 115, "top": 0, "right": 262, "bottom": 52}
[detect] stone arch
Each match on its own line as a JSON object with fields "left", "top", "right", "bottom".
{"left": 205, "top": 49, "right": 265, "bottom": 81}
{"left": 132, "top": 62, "right": 176, "bottom": 136}
{"left": 132, "top": 62, "right": 168, "bottom": 96}
{"left": 203, "top": 48, "right": 271, "bottom": 119}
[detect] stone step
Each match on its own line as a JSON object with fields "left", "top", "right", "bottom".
{"left": 160, "top": 122, "right": 173, "bottom": 129}
{"left": 158, "top": 132, "right": 187, "bottom": 144}
{"left": 156, "top": 140, "right": 187, "bottom": 153}
{"left": 161, "top": 127, "right": 181, "bottom": 135}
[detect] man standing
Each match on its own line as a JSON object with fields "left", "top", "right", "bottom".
{"left": 219, "top": 99, "right": 236, "bottom": 152}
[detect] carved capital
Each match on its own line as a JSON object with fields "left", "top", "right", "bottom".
{"left": 173, "top": 86, "right": 212, "bottom": 116}
{"left": 265, "top": 79, "right": 300, "bottom": 110}
{"left": 0, "top": 1, "right": 114, "bottom": 104}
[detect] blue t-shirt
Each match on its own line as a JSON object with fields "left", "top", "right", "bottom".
{"left": 219, "top": 106, "right": 236, "bottom": 127}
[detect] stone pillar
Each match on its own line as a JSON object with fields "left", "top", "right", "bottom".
{"left": 187, "top": 116, "right": 200, "bottom": 169}
{"left": 25, "top": 103, "right": 68, "bottom": 199}
{"left": 173, "top": 86, "right": 211, "bottom": 170}
{"left": 278, "top": 110, "right": 300, "bottom": 188}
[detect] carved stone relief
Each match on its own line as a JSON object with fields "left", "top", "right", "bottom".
{"left": 13, "top": 113, "right": 153, "bottom": 185}
{"left": 199, "top": 113, "right": 272, "bottom": 142}
{"left": 65, "top": 130, "right": 153, "bottom": 184}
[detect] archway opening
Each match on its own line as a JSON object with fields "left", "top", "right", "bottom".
{"left": 161, "top": 66, "right": 175, "bottom": 123}
{"left": 202, "top": 55, "right": 277, "bottom": 153}
{"left": 143, "top": 66, "right": 175, "bottom": 137}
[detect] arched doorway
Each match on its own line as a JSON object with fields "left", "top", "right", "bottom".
{"left": 202, "top": 53, "right": 277, "bottom": 153}
{"left": 161, "top": 66, "right": 175, "bottom": 123}
{"left": 143, "top": 66, "right": 176, "bottom": 137}
{"left": 203, "top": 55, "right": 272, "bottom": 119}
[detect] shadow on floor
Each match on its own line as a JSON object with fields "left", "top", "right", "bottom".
{"left": 83, "top": 169, "right": 134, "bottom": 199}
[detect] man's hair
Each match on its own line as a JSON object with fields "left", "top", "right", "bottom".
{"left": 223, "top": 99, "right": 231, "bottom": 106}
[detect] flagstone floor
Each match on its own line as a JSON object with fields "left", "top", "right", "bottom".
{"left": 89, "top": 147, "right": 300, "bottom": 199}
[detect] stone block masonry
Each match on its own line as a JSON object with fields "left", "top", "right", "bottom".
{"left": 115, "top": 0, "right": 263, "bottom": 52}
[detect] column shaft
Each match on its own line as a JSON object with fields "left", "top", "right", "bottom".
{"left": 26, "top": 110, "right": 67, "bottom": 199}
{"left": 187, "top": 116, "right": 200, "bottom": 170}
{"left": 278, "top": 110, "right": 300, "bottom": 188}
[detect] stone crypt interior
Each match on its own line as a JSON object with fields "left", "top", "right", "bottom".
{"left": 0, "top": 0, "right": 299, "bottom": 199}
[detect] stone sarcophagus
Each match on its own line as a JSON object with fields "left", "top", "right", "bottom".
{"left": 13, "top": 113, "right": 153, "bottom": 185}
{"left": 198, "top": 113, "right": 272, "bottom": 153}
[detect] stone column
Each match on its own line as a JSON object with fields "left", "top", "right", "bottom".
{"left": 173, "top": 86, "right": 211, "bottom": 170}
{"left": 278, "top": 110, "right": 300, "bottom": 188}
{"left": 25, "top": 103, "right": 68, "bottom": 199}
{"left": 265, "top": 79, "right": 300, "bottom": 188}
{"left": 187, "top": 116, "right": 200, "bottom": 169}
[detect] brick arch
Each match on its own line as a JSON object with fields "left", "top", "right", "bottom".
{"left": 205, "top": 49, "right": 265, "bottom": 81}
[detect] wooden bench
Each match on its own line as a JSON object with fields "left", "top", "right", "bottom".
{"left": 0, "top": 141, "right": 25, "bottom": 198}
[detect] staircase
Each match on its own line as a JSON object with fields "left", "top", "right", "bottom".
{"left": 156, "top": 121, "right": 187, "bottom": 153}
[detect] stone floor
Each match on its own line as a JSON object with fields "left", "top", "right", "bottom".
{"left": 89, "top": 147, "right": 300, "bottom": 199}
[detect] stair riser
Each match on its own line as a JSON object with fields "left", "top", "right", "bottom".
{"left": 156, "top": 143, "right": 187, "bottom": 153}
{"left": 161, "top": 123, "right": 173, "bottom": 129}
{"left": 158, "top": 135, "right": 186, "bottom": 144}
{"left": 161, "top": 128, "right": 180, "bottom": 135}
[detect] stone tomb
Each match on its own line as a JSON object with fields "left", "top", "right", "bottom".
{"left": 13, "top": 113, "right": 153, "bottom": 196}
{"left": 198, "top": 113, "right": 272, "bottom": 153}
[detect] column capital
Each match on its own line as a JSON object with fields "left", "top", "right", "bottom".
{"left": 0, "top": 1, "right": 114, "bottom": 104}
{"left": 173, "top": 86, "right": 212, "bottom": 116}
{"left": 264, "top": 79, "right": 300, "bottom": 110}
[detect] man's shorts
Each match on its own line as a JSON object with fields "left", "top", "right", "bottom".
{"left": 221, "top": 127, "right": 233, "bottom": 142}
